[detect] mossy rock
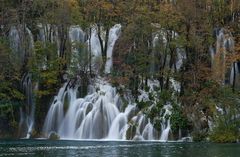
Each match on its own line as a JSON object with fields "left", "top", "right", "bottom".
{"left": 48, "top": 132, "right": 60, "bottom": 140}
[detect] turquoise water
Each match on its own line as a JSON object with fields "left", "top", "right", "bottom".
{"left": 0, "top": 140, "right": 239, "bottom": 157}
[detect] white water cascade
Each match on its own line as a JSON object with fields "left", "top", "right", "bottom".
{"left": 43, "top": 78, "right": 174, "bottom": 141}
{"left": 105, "top": 24, "right": 121, "bottom": 74}
{"left": 160, "top": 104, "right": 172, "bottom": 141}
{"left": 43, "top": 79, "right": 134, "bottom": 140}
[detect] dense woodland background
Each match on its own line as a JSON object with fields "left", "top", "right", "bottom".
{"left": 0, "top": 0, "right": 240, "bottom": 142}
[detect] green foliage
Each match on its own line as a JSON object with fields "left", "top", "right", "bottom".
{"left": 209, "top": 86, "right": 240, "bottom": 143}
{"left": 28, "top": 41, "right": 61, "bottom": 97}
{"left": 0, "top": 37, "right": 24, "bottom": 102}
{"left": 0, "top": 37, "right": 23, "bottom": 137}
{"left": 170, "top": 105, "right": 189, "bottom": 133}
{"left": 137, "top": 100, "right": 150, "bottom": 111}
{"left": 68, "top": 41, "right": 89, "bottom": 77}
{"left": 210, "top": 124, "right": 239, "bottom": 143}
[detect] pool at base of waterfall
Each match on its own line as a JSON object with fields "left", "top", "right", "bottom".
{"left": 0, "top": 140, "right": 239, "bottom": 157}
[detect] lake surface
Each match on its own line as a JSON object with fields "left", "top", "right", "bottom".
{"left": 0, "top": 139, "right": 239, "bottom": 157}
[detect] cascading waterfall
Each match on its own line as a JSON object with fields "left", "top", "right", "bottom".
{"left": 42, "top": 24, "right": 175, "bottom": 141}
{"left": 19, "top": 74, "right": 35, "bottom": 139}
{"left": 43, "top": 79, "right": 174, "bottom": 141}
{"left": 7, "top": 23, "right": 184, "bottom": 141}
{"left": 43, "top": 79, "right": 131, "bottom": 139}
{"left": 107, "top": 105, "right": 135, "bottom": 140}
{"left": 42, "top": 83, "right": 68, "bottom": 135}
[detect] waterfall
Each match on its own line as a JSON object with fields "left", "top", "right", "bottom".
{"left": 9, "top": 25, "right": 35, "bottom": 63}
{"left": 211, "top": 28, "right": 235, "bottom": 84}
{"left": 142, "top": 119, "right": 154, "bottom": 140}
{"left": 68, "top": 26, "right": 87, "bottom": 72}
{"left": 41, "top": 24, "right": 177, "bottom": 141}
{"left": 230, "top": 62, "right": 240, "bottom": 88}
{"left": 160, "top": 104, "right": 172, "bottom": 141}
{"left": 9, "top": 26, "right": 21, "bottom": 55}
{"left": 105, "top": 24, "right": 121, "bottom": 74}
{"left": 19, "top": 74, "right": 35, "bottom": 138}
{"left": 152, "top": 30, "right": 185, "bottom": 73}
{"left": 37, "top": 24, "right": 61, "bottom": 57}
{"left": 86, "top": 24, "right": 121, "bottom": 73}
{"left": 43, "top": 77, "right": 175, "bottom": 141}
{"left": 43, "top": 79, "right": 131, "bottom": 139}
{"left": 108, "top": 105, "right": 135, "bottom": 140}
{"left": 42, "top": 83, "right": 68, "bottom": 135}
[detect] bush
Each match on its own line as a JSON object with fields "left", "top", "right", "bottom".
{"left": 209, "top": 86, "right": 240, "bottom": 143}
{"left": 192, "top": 131, "right": 208, "bottom": 142}
{"left": 170, "top": 105, "right": 189, "bottom": 133}
{"left": 210, "top": 127, "right": 238, "bottom": 143}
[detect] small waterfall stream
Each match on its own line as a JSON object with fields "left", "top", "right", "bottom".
{"left": 105, "top": 24, "right": 121, "bottom": 74}
{"left": 160, "top": 104, "right": 172, "bottom": 141}
{"left": 19, "top": 73, "right": 36, "bottom": 139}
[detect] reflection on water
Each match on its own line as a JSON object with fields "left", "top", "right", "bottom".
{"left": 0, "top": 140, "right": 239, "bottom": 157}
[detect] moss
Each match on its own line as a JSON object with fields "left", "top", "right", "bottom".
{"left": 170, "top": 105, "right": 189, "bottom": 133}
{"left": 48, "top": 132, "right": 60, "bottom": 140}
{"left": 136, "top": 100, "right": 150, "bottom": 110}
{"left": 153, "top": 118, "right": 162, "bottom": 132}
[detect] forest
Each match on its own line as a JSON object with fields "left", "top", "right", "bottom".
{"left": 0, "top": 0, "right": 240, "bottom": 143}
